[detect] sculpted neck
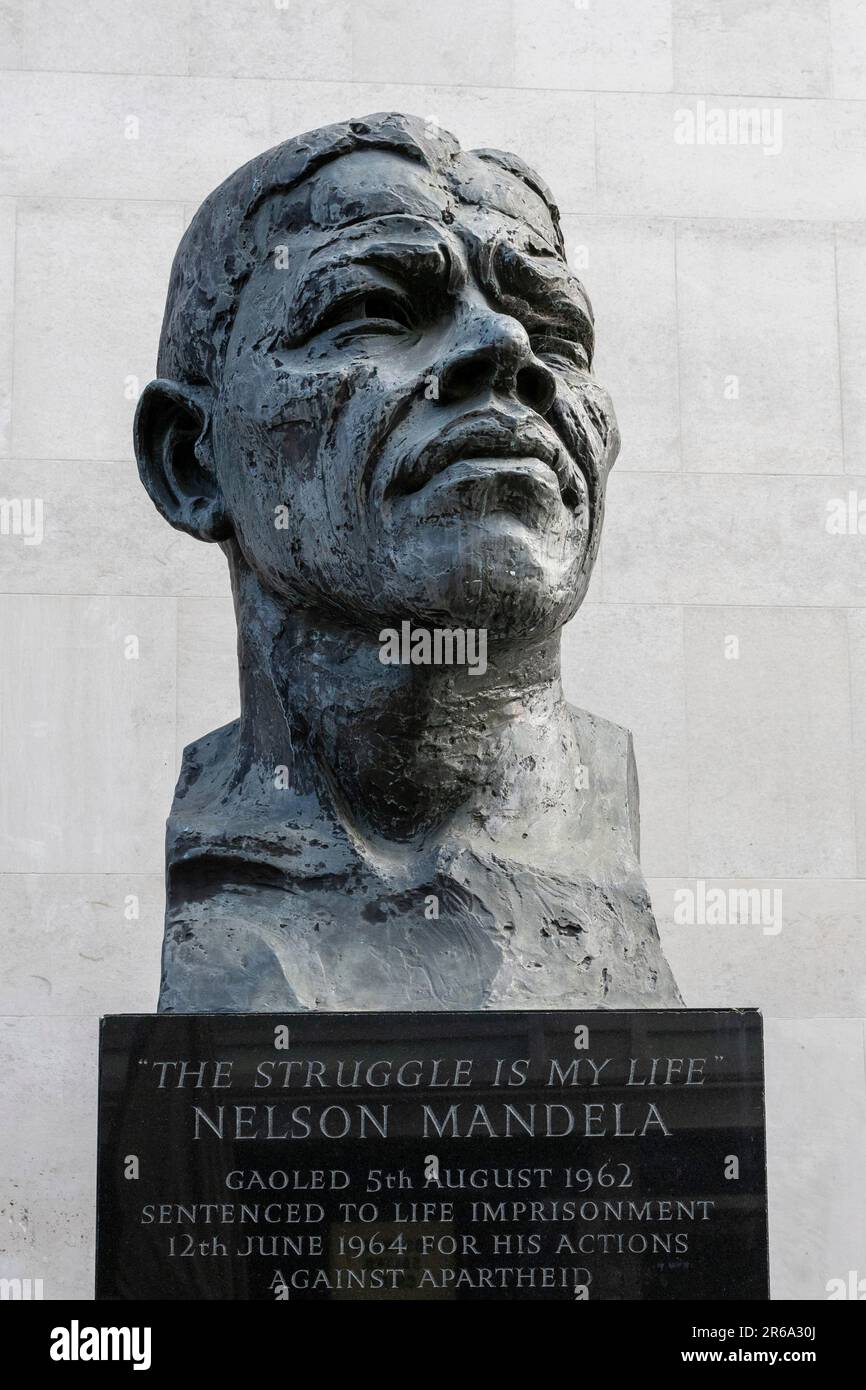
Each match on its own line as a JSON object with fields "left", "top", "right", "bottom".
{"left": 228, "top": 553, "right": 581, "bottom": 844}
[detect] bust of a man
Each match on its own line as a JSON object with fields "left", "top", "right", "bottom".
{"left": 136, "top": 112, "right": 682, "bottom": 1013}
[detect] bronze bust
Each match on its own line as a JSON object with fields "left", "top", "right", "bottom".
{"left": 136, "top": 112, "right": 682, "bottom": 1013}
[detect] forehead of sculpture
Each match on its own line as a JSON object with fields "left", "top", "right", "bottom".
{"left": 252, "top": 147, "right": 564, "bottom": 261}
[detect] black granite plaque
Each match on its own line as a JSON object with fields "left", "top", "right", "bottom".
{"left": 96, "top": 1010, "right": 769, "bottom": 1301}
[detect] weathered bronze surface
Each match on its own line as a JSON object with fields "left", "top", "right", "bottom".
{"left": 136, "top": 113, "right": 682, "bottom": 1012}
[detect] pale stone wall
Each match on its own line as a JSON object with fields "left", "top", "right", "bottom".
{"left": 0, "top": 0, "right": 863, "bottom": 1298}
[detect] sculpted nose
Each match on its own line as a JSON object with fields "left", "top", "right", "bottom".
{"left": 436, "top": 311, "right": 556, "bottom": 415}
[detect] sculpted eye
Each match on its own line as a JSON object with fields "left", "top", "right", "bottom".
{"left": 358, "top": 291, "right": 413, "bottom": 327}
{"left": 532, "top": 334, "right": 590, "bottom": 371}
{"left": 322, "top": 290, "right": 414, "bottom": 334}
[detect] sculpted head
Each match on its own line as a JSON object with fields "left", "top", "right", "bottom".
{"left": 136, "top": 113, "right": 620, "bottom": 641}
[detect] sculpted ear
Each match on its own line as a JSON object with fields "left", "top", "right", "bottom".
{"left": 134, "top": 378, "right": 231, "bottom": 541}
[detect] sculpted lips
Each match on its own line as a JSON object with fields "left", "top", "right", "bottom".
{"left": 392, "top": 410, "right": 586, "bottom": 512}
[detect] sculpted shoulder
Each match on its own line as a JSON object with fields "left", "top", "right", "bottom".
{"left": 167, "top": 720, "right": 354, "bottom": 882}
